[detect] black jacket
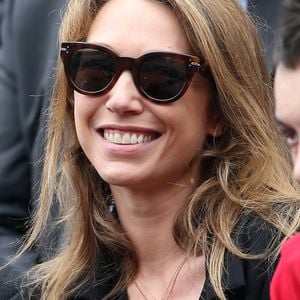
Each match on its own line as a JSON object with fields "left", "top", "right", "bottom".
{"left": 9, "top": 216, "right": 278, "bottom": 300}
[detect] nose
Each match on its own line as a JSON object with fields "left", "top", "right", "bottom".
{"left": 105, "top": 71, "right": 144, "bottom": 115}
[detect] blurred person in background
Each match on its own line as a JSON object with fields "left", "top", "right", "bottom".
{"left": 274, "top": 0, "right": 300, "bottom": 182}
{"left": 271, "top": 0, "right": 300, "bottom": 299}
{"left": 0, "top": 0, "right": 66, "bottom": 298}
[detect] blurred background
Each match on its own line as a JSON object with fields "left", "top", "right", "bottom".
{"left": 248, "top": 0, "right": 281, "bottom": 70}
{"left": 0, "top": 0, "right": 281, "bottom": 70}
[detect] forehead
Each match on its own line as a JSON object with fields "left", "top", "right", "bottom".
{"left": 87, "top": 0, "right": 192, "bottom": 56}
{"left": 274, "top": 63, "right": 300, "bottom": 127}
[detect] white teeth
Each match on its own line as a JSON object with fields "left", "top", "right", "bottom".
{"left": 130, "top": 134, "right": 138, "bottom": 144}
{"left": 103, "top": 130, "right": 154, "bottom": 145}
{"left": 109, "top": 133, "right": 114, "bottom": 143}
{"left": 122, "top": 133, "right": 131, "bottom": 144}
{"left": 114, "top": 133, "right": 122, "bottom": 144}
{"left": 137, "top": 134, "right": 144, "bottom": 143}
{"left": 104, "top": 131, "right": 109, "bottom": 140}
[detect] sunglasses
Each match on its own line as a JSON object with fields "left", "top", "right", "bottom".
{"left": 60, "top": 42, "right": 209, "bottom": 103}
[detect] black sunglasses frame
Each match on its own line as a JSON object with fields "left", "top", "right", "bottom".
{"left": 60, "top": 42, "right": 209, "bottom": 103}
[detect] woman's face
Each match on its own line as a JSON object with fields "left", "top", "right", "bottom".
{"left": 74, "top": 0, "right": 218, "bottom": 190}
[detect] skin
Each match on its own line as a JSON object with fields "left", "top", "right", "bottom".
{"left": 74, "top": 0, "right": 219, "bottom": 298}
{"left": 275, "top": 62, "right": 300, "bottom": 182}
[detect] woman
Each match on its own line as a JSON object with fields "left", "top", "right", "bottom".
{"left": 11, "top": 0, "right": 300, "bottom": 299}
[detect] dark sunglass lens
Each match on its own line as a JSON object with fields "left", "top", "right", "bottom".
{"left": 69, "top": 49, "right": 115, "bottom": 93}
{"left": 139, "top": 56, "right": 187, "bottom": 101}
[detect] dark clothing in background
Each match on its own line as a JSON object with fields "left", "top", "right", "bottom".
{"left": 0, "top": 0, "right": 4, "bottom": 46}
{"left": 0, "top": 0, "right": 66, "bottom": 298}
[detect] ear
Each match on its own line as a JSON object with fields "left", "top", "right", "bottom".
{"left": 207, "top": 113, "right": 225, "bottom": 137}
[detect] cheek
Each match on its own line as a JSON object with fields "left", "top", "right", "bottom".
{"left": 291, "top": 145, "right": 299, "bottom": 164}
{"left": 155, "top": 87, "right": 211, "bottom": 151}
{"left": 74, "top": 96, "right": 87, "bottom": 139}
{"left": 74, "top": 92, "right": 100, "bottom": 130}
{"left": 182, "top": 84, "right": 212, "bottom": 138}
{"left": 73, "top": 93, "right": 100, "bottom": 149}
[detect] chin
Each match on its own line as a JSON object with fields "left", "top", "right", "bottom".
{"left": 97, "top": 169, "right": 144, "bottom": 187}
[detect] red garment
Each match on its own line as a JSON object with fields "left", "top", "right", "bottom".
{"left": 270, "top": 233, "right": 300, "bottom": 300}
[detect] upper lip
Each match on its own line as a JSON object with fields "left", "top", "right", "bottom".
{"left": 96, "top": 124, "right": 162, "bottom": 135}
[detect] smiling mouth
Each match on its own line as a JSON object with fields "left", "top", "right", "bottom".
{"left": 102, "top": 129, "right": 159, "bottom": 145}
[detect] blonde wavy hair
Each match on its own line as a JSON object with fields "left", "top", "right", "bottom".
{"left": 18, "top": 0, "right": 300, "bottom": 299}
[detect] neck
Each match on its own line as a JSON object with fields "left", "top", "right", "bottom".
{"left": 110, "top": 182, "right": 193, "bottom": 268}
{"left": 111, "top": 183, "right": 206, "bottom": 300}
